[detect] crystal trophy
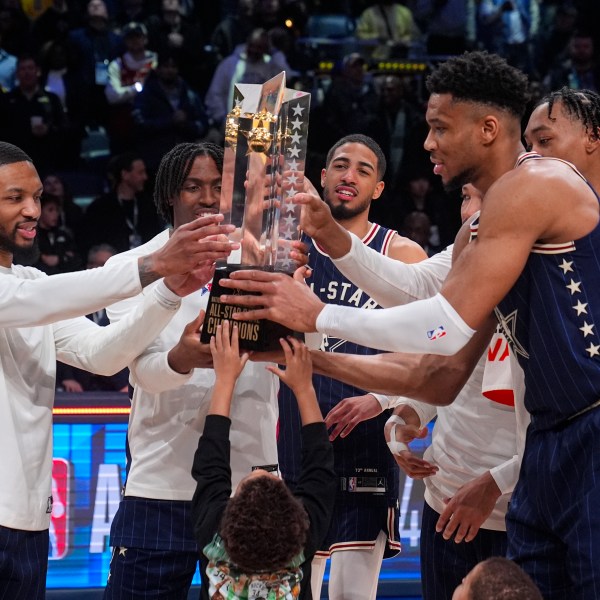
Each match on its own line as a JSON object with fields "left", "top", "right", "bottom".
{"left": 200, "top": 72, "right": 311, "bottom": 350}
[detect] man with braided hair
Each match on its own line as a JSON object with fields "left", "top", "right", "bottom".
{"left": 219, "top": 52, "right": 600, "bottom": 598}
{"left": 102, "top": 142, "right": 306, "bottom": 599}
{"left": 525, "top": 87, "right": 600, "bottom": 193}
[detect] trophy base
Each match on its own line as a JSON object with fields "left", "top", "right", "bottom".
{"left": 200, "top": 268, "right": 298, "bottom": 352}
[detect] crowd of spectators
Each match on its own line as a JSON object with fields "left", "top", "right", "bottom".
{"left": 1, "top": 0, "right": 598, "bottom": 390}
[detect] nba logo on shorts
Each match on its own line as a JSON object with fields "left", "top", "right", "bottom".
{"left": 427, "top": 326, "right": 447, "bottom": 341}
{"left": 49, "top": 458, "right": 70, "bottom": 560}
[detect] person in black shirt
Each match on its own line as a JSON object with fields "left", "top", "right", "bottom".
{"left": 81, "top": 152, "right": 163, "bottom": 254}
{"left": 191, "top": 322, "right": 336, "bottom": 599}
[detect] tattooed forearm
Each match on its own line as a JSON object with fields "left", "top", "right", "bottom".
{"left": 138, "top": 256, "right": 161, "bottom": 288}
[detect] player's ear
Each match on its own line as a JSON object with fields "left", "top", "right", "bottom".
{"left": 372, "top": 181, "right": 385, "bottom": 200}
{"left": 584, "top": 128, "right": 600, "bottom": 155}
{"left": 480, "top": 114, "right": 500, "bottom": 144}
{"left": 320, "top": 168, "right": 327, "bottom": 188}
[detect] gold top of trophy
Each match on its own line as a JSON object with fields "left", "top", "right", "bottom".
{"left": 224, "top": 103, "right": 242, "bottom": 149}
{"left": 245, "top": 109, "right": 277, "bottom": 154}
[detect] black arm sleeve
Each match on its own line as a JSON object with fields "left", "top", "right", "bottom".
{"left": 293, "top": 422, "right": 336, "bottom": 559}
{"left": 191, "top": 414, "right": 233, "bottom": 550}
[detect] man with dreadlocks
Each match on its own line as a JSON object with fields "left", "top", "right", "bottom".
{"left": 102, "top": 142, "right": 307, "bottom": 599}
{"left": 525, "top": 87, "right": 600, "bottom": 193}
{"left": 219, "top": 52, "right": 600, "bottom": 598}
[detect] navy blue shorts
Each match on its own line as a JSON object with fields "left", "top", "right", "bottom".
{"left": 317, "top": 503, "right": 400, "bottom": 559}
{"left": 0, "top": 525, "right": 49, "bottom": 600}
{"left": 104, "top": 497, "right": 200, "bottom": 599}
{"left": 420, "top": 501, "right": 507, "bottom": 600}
{"left": 103, "top": 545, "right": 198, "bottom": 600}
{"left": 507, "top": 409, "right": 600, "bottom": 599}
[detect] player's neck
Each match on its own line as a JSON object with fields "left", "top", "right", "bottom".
{"left": 585, "top": 172, "right": 600, "bottom": 196}
{"left": 477, "top": 143, "right": 525, "bottom": 195}
{"left": 338, "top": 214, "right": 371, "bottom": 238}
{"left": 0, "top": 249, "right": 12, "bottom": 268}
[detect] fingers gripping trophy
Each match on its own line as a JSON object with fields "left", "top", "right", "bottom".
{"left": 200, "top": 72, "right": 311, "bottom": 350}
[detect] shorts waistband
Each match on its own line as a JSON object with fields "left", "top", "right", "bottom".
{"left": 567, "top": 398, "right": 600, "bottom": 422}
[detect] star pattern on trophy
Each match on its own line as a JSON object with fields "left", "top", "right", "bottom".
{"left": 276, "top": 93, "right": 310, "bottom": 270}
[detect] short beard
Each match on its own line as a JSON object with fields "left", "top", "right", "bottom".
{"left": 0, "top": 230, "right": 39, "bottom": 265}
{"left": 443, "top": 169, "right": 475, "bottom": 193}
{"left": 324, "top": 188, "right": 371, "bottom": 221}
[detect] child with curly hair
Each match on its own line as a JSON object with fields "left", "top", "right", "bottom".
{"left": 191, "top": 321, "right": 336, "bottom": 599}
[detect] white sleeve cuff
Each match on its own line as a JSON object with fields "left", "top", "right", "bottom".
{"left": 489, "top": 456, "right": 520, "bottom": 496}
{"left": 152, "top": 280, "right": 182, "bottom": 310}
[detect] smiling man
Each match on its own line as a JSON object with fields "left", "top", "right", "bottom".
{"left": 524, "top": 86, "right": 600, "bottom": 193}
{"left": 219, "top": 52, "right": 600, "bottom": 598}
{"left": 102, "top": 142, "right": 307, "bottom": 600}
{"left": 278, "top": 134, "right": 425, "bottom": 600}
{"left": 0, "top": 141, "right": 234, "bottom": 599}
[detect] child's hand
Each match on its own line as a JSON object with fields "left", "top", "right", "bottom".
{"left": 266, "top": 337, "right": 312, "bottom": 393}
{"left": 210, "top": 321, "right": 249, "bottom": 387}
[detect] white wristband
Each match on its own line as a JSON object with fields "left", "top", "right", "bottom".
{"left": 371, "top": 393, "right": 390, "bottom": 410}
{"left": 386, "top": 415, "right": 409, "bottom": 456}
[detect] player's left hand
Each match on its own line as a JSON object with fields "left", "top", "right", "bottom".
{"left": 219, "top": 267, "right": 325, "bottom": 332}
{"left": 325, "top": 394, "right": 383, "bottom": 441}
{"left": 436, "top": 471, "right": 502, "bottom": 543}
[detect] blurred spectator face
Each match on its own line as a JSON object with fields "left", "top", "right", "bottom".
{"left": 87, "top": 0, "right": 108, "bottom": 20}
{"left": 156, "top": 57, "right": 179, "bottom": 83}
{"left": 43, "top": 42, "right": 69, "bottom": 70}
{"left": 87, "top": 248, "right": 114, "bottom": 268}
{"left": 408, "top": 176, "right": 431, "bottom": 199}
{"left": 16, "top": 58, "right": 40, "bottom": 90}
{"left": 125, "top": 31, "right": 147, "bottom": 54}
{"left": 381, "top": 75, "right": 405, "bottom": 109}
{"left": 556, "top": 8, "right": 577, "bottom": 33}
{"left": 401, "top": 211, "right": 431, "bottom": 249}
{"left": 161, "top": 0, "right": 181, "bottom": 26}
{"left": 39, "top": 200, "right": 60, "bottom": 229}
{"left": 123, "top": 0, "right": 144, "bottom": 18}
{"left": 122, "top": 159, "right": 148, "bottom": 192}
{"left": 342, "top": 54, "right": 366, "bottom": 87}
{"left": 460, "top": 183, "right": 482, "bottom": 222}
{"left": 43, "top": 175, "right": 65, "bottom": 199}
{"left": 255, "top": 0, "right": 280, "bottom": 27}
{"left": 569, "top": 35, "right": 594, "bottom": 64}
{"left": 246, "top": 31, "right": 270, "bottom": 62}
{"left": 239, "top": 0, "right": 254, "bottom": 17}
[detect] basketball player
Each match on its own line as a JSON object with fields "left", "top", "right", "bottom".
{"left": 525, "top": 87, "right": 600, "bottom": 193}
{"left": 0, "top": 141, "right": 235, "bottom": 599}
{"left": 305, "top": 182, "right": 520, "bottom": 600}
{"left": 219, "top": 53, "right": 600, "bottom": 598}
{"left": 278, "top": 134, "right": 425, "bottom": 600}
{"left": 102, "top": 142, "right": 306, "bottom": 600}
